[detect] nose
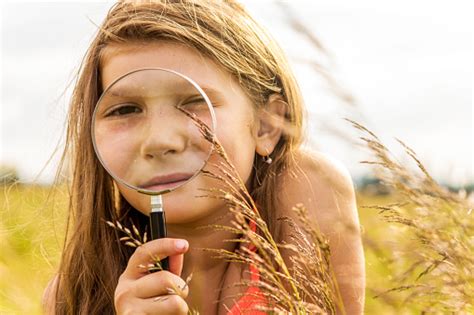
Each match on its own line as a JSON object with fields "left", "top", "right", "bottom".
{"left": 139, "top": 104, "right": 188, "bottom": 160}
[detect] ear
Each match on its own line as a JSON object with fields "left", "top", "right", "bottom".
{"left": 255, "top": 93, "right": 287, "bottom": 156}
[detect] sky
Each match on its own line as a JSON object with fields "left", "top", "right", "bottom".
{"left": 0, "top": 0, "right": 472, "bottom": 186}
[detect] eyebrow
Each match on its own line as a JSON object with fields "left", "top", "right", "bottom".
{"left": 106, "top": 82, "right": 225, "bottom": 100}
{"left": 200, "top": 87, "right": 226, "bottom": 100}
{"left": 107, "top": 79, "right": 189, "bottom": 96}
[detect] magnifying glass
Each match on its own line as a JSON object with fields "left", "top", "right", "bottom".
{"left": 92, "top": 68, "right": 216, "bottom": 270}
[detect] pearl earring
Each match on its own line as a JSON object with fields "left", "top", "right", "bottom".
{"left": 263, "top": 156, "right": 273, "bottom": 164}
{"left": 262, "top": 149, "right": 273, "bottom": 164}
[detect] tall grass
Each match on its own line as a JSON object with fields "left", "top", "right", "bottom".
{"left": 349, "top": 119, "right": 473, "bottom": 313}
{"left": 178, "top": 110, "right": 474, "bottom": 313}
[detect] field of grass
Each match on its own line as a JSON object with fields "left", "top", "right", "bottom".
{"left": 0, "top": 185, "right": 67, "bottom": 314}
{"left": 0, "top": 184, "right": 427, "bottom": 314}
{"left": 357, "top": 193, "right": 423, "bottom": 314}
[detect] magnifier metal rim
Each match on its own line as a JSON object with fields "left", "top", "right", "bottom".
{"left": 91, "top": 67, "right": 217, "bottom": 196}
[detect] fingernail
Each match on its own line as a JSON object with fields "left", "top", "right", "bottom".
{"left": 175, "top": 240, "right": 188, "bottom": 250}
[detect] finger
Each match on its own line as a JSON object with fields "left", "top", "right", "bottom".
{"left": 125, "top": 238, "right": 189, "bottom": 279}
{"left": 141, "top": 294, "right": 189, "bottom": 315}
{"left": 116, "top": 295, "right": 189, "bottom": 315}
{"left": 131, "top": 270, "right": 189, "bottom": 299}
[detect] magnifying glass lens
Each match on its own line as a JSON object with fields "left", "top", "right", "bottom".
{"left": 92, "top": 68, "right": 216, "bottom": 195}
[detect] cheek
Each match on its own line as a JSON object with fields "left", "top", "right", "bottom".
{"left": 214, "top": 113, "right": 257, "bottom": 184}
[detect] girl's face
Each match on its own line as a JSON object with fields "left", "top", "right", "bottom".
{"left": 99, "top": 41, "right": 259, "bottom": 224}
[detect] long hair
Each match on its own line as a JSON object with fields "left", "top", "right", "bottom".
{"left": 54, "top": 1, "right": 304, "bottom": 313}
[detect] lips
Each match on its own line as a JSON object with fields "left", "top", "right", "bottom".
{"left": 139, "top": 173, "right": 193, "bottom": 191}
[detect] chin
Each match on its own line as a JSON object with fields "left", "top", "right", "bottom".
{"left": 162, "top": 195, "right": 227, "bottom": 225}
{"left": 164, "top": 209, "right": 203, "bottom": 224}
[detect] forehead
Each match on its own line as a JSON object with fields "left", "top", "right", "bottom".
{"left": 100, "top": 41, "right": 233, "bottom": 92}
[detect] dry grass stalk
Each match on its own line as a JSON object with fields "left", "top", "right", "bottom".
{"left": 348, "top": 118, "right": 474, "bottom": 313}
{"left": 277, "top": 204, "right": 345, "bottom": 313}
{"left": 199, "top": 160, "right": 343, "bottom": 314}
{"left": 183, "top": 111, "right": 344, "bottom": 313}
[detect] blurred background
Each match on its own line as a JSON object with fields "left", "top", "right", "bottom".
{"left": 1, "top": 0, "right": 472, "bottom": 187}
{"left": 0, "top": 0, "right": 472, "bottom": 314}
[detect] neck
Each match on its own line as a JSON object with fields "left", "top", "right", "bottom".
{"left": 167, "top": 209, "right": 240, "bottom": 314}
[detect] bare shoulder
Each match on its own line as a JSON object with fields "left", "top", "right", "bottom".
{"left": 276, "top": 149, "right": 365, "bottom": 314}
{"left": 276, "top": 149, "right": 358, "bottom": 237}
{"left": 42, "top": 274, "right": 58, "bottom": 314}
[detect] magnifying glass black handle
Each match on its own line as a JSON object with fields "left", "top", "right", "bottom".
{"left": 150, "top": 211, "right": 169, "bottom": 271}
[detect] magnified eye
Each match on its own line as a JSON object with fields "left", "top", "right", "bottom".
{"left": 179, "top": 97, "right": 208, "bottom": 110}
{"left": 105, "top": 104, "right": 142, "bottom": 117}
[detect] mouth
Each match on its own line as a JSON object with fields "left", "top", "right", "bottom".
{"left": 139, "top": 173, "right": 194, "bottom": 191}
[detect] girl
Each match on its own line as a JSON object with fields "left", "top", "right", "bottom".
{"left": 44, "top": 1, "right": 365, "bottom": 314}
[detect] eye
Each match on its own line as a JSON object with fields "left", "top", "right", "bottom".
{"left": 178, "top": 97, "right": 210, "bottom": 112}
{"left": 180, "top": 97, "right": 206, "bottom": 106}
{"left": 105, "top": 104, "right": 142, "bottom": 117}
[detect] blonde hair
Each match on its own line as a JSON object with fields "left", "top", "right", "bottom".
{"left": 55, "top": 1, "right": 304, "bottom": 313}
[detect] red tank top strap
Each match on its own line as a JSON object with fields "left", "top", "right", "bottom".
{"left": 226, "top": 219, "right": 267, "bottom": 314}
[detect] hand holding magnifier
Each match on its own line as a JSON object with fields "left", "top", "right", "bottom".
{"left": 92, "top": 68, "right": 216, "bottom": 271}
